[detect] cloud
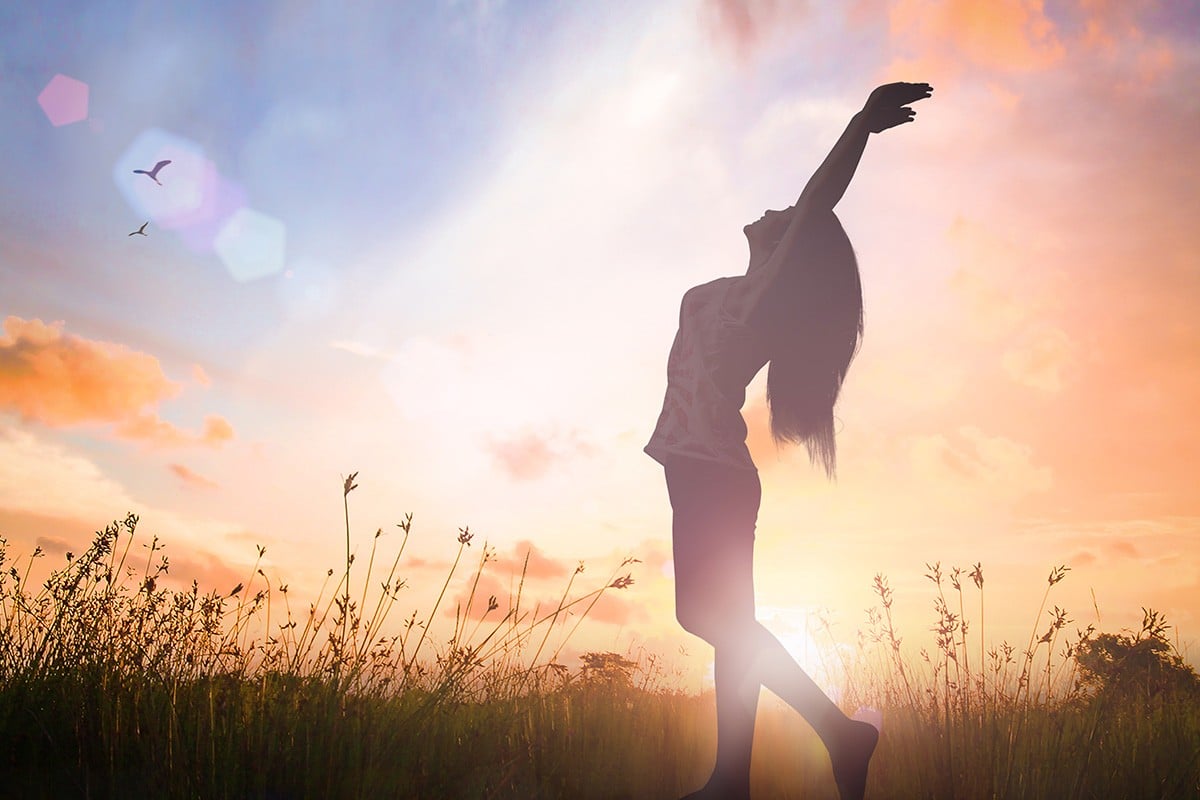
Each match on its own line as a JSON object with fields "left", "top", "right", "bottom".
{"left": 329, "top": 339, "right": 392, "bottom": 360}
{"left": 908, "top": 425, "right": 1053, "bottom": 497}
{"left": 192, "top": 364, "right": 211, "bottom": 387}
{"left": 946, "top": 218, "right": 1039, "bottom": 339}
{"left": 1075, "top": 0, "right": 1157, "bottom": 52}
{"left": 115, "top": 412, "right": 235, "bottom": 448}
{"left": 1002, "top": 325, "right": 1074, "bottom": 392}
{"left": 0, "top": 426, "right": 258, "bottom": 586}
{"left": 0, "top": 425, "right": 139, "bottom": 524}
{"left": 741, "top": 95, "right": 860, "bottom": 161}
{"left": 1070, "top": 549, "right": 1097, "bottom": 567}
{"left": 699, "top": 0, "right": 813, "bottom": 61}
{"left": 33, "top": 535, "right": 72, "bottom": 557}
{"left": 490, "top": 539, "right": 570, "bottom": 580}
{"left": 0, "top": 317, "right": 234, "bottom": 447}
{"left": 169, "top": 463, "right": 219, "bottom": 489}
{"left": 884, "top": 0, "right": 1065, "bottom": 78}
{"left": 0, "top": 317, "right": 179, "bottom": 425}
{"left": 166, "top": 549, "right": 247, "bottom": 596}
{"left": 445, "top": 572, "right": 533, "bottom": 624}
{"left": 484, "top": 430, "right": 594, "bottom": 481}
{"left": 1024, "top": 517, "right": 1198, "bottom": 559}
{"left": 587, "top": 590, "right": 649, "bottom": 627}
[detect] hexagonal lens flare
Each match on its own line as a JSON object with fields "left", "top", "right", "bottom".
{"left": 114, "top": 129, "right": 210, "bottom": 225}
{"left": 38, "top": 74, "right": 89, "bottom": 126}
{"left": 214, "top": 208, "right": 287, "bottom": 282}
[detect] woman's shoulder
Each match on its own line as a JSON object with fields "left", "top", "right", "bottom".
{"left": 684, "top": 276, "right": 742, "bottom": 302}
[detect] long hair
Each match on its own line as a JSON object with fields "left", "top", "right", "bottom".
{"left": 763, "top": 209, "right": 863, "bottom": 479}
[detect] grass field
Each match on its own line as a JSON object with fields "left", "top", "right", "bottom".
{"left": 2, "top": 482, "right": 1198, "bottom": 798}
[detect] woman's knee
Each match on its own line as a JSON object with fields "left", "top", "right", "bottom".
{"left": 675, "top": 601, "right": 750, "bottom": 646}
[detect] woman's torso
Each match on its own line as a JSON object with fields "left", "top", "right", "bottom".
{"left": 644, "top": 277, "right": 769, "bottom": 471}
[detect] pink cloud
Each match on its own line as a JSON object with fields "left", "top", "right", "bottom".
{"left": 587, "top": 591, "right": 650, "bottom": 627}
{"left": 169, "top": 463, "right": 219, "bottom": 490}
{"left": 484, "top": 430, "right": 593, "bottom": 481}
{"left": 490, "top": 540, "right": 570, "bottom": 580}
{"left": 699, "top": 0, "right": 813, "bottom": 61}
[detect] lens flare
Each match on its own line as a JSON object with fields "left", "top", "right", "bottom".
{"left": 214, "top": 208, "right": 287, "bottom": 282}
{"left": 113, "top": 128, "right": 251, "bottom": 255}
{"left": 37, "top": 74, "right": 89, "bottom": 126}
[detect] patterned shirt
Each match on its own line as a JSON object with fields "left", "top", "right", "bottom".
{"left": 645, "top": 276, "right": 768, "bottom": 472}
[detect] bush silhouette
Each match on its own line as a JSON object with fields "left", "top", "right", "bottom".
{"left": 1075, "top": 608, "right": 1200, "bottom": 703}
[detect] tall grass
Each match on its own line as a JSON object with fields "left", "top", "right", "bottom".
{"left": 1, "top": 478, "right": 1197, "bottom": 798}
{"left": 820, "top": 563, "right": 1200, "bottom": 799}
{"left": 0, "top": 476, "right": 653, "bottom": 798}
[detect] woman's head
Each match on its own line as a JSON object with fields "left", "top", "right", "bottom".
{"left": 761, "top": 209, "right": 863, "bottom": 479}
{"left": 743, "top": 207, "right": 794, "bottom": 268}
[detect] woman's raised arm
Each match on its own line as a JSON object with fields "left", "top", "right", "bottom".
{"left": 795, "top": 82, "right": 933, "bottom": 215}
{"left": 724, "top": 82, "right": 932, "bottom": 327}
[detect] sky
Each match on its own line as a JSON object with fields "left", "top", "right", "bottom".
{"left": 2, "top": 0, "right": 1198, "bottom": 691}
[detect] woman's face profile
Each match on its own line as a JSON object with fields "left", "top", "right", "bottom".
{"left": 744, "top": 207, "right": 793, "bottom": 265}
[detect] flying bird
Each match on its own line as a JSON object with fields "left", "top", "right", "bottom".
{"left": 129, "top": 221, "right": 149, "bottom": 237}
{"left": 133, "top": 159, "right": 171, "bottom": 185}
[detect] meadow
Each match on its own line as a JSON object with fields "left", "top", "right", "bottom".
{"left": 2, "top": 476, "right": 1197, "bottom": 799}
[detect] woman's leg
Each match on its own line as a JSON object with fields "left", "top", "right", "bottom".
{"left": 668, "top": 459, "right": 877, "bottom": 799}
{"left": 669, "top": 460, "right": 759, "bottom": 798}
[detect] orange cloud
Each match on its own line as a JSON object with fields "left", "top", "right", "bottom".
{"left": 167, "top": 548, "right": 248, "bottom": 596}
{"left": 0, "top": 317, "right": 179, "bottom": 424}
{"left": 884, "top": 0, "right": 1065, "bottom": 78}
{"left": 0, "top": 316, "right": 234, "bottom": 447}
{"left": 169, "top": 463, "right": 219, "bottom": 489}
{"left": 114, "top": 412, "right": 235, "bottom": 448}
{"left": 192, "top": 364, "right": 211, "bottom": 387}
{"left": 202, "top": 415, "right": 234, "bottom": 444}
{"left": 587, "top": 590, "right": 650, "bottom": 627}
{"left": 446, "top": 572, "right": 528, "bottom": 624}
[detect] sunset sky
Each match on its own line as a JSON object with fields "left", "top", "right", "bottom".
{"left": 2, "top": 0, "right": 1198, "bottom": 690}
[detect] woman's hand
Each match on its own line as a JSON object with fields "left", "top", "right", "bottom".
{"left": 862, "top": 82, "right": 933, "bottom": 133}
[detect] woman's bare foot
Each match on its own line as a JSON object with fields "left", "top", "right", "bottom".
{"left": 829, "top": 719, "right": 879, "bottom": 800}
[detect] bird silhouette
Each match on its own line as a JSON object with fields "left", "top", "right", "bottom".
{"left": 129, "top": 221, "right": 149, "bottom": 237}
{"left": 133, "top": 159, "right": 171, "bottom": 185}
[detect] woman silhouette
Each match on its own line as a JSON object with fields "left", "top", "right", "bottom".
{"left": 645, "top": 82, "right": 933, "bottom": 800}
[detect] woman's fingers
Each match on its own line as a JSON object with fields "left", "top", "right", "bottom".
{"left": 864, "top": 83, "right": 930, "bottom": 131}
{"left": 873, "top": 82, "right": 933, "bottom": 107}
{"left": 867, "top": 106, "right": 917, "bottom": 133}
